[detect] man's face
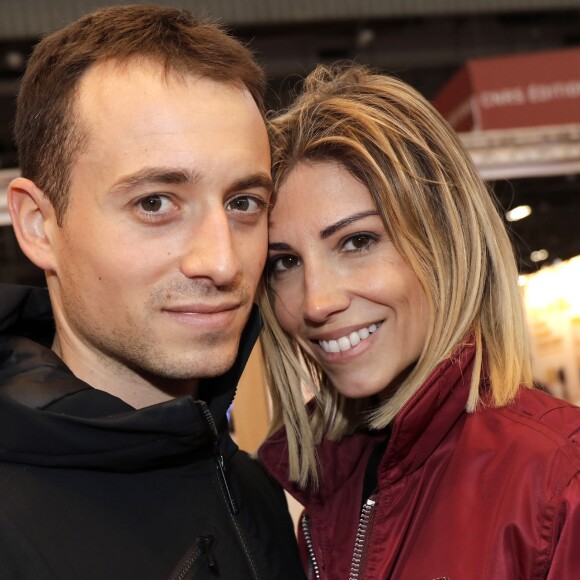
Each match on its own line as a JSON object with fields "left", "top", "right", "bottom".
{"left": 49, "top": 61, "right": 271, "bottom": 390}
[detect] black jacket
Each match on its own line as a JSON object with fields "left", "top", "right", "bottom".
{"left": 0, "top": 285, "right": 304, "bottom": 580}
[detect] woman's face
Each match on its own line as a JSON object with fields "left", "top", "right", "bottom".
{"left": 267, "top": 160, "right": 430, "bottom": 399}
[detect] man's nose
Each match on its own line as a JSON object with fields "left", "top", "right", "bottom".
{"left": 180, "top": 208, "right": 241, "bottom": 288}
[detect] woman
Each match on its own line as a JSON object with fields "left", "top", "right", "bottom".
{"left": 258, "top": 64, "right": 580, "bottom": 579}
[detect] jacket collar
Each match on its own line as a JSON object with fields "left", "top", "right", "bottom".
{"left": 0, "top": 284, "right": 55, "bottom": 346}
{"left": 378, "top": 342, "right": 475, "bottom": 483}
{"left": 260, "top": 341, "right": 477, "bottom": 505}
{"left": 198, "top": 299, "right": 262, "bottom": 429}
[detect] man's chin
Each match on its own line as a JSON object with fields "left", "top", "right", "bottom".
{"left": 136, "top": 353, "right": 238, "bottom": 399}
{"left": 166, "top": 344, "right": 240, "bottom": 380}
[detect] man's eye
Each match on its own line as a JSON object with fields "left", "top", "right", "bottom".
{"left": 139, "top": 195, "right": 166, "bottom": 212}
{"left": 343, "top": 234, "right": 375, "bottom": 252}
{"left": 227, "top": 196, "right": 264, "bottom": 213}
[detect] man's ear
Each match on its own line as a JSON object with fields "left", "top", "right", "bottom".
{"left": 8, "top": 177, "right": 59, "bottom": 271}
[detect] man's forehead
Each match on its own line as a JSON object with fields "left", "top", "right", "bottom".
{"left": 78, "top": 57, "right": 250, "bottom": 101}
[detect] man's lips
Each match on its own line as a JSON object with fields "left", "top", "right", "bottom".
{"left": 163, "top": 302, "right": 241, "bottom": 314}
{"left": 161, "top": 302, "right": 243, "bottom": 329}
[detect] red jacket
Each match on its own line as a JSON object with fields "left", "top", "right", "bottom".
{"left": 259, "top": 344, "right": 580, "bottom": 579}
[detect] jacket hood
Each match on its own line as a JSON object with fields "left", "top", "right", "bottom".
{"left": 0, "top": 284, "right": 261, "bottom": 472}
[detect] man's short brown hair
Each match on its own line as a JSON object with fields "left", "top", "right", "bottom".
{"left": 14, "top": 4, "right": 266, "bottom": 224}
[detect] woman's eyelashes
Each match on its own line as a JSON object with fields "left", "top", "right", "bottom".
{"left": 341, "top": 232, "right": 378, "bottom": 253}
{"left": 268, "top": 232, "right": 380, "bottom": 278}
{"left": 268, "top": 254, "right": 302, "bottom": 276}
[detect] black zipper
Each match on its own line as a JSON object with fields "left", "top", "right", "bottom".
{"left": 171, "top": 535, "right": 220, "bottom": 580}
{"left": 200, "top": 403, "right": 261, "bottom": 580}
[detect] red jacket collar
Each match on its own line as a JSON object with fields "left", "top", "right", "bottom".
{"left": 259, "top": 341, "right": 478, "bottom": 506}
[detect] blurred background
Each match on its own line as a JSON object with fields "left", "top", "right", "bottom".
{"left": 2, "top": 1, "right": 580, "bottom": 279}
{"left": 1, "top": 0, "right": 579, "bottom": 441}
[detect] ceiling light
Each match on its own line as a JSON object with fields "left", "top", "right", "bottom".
{"left": 506, "top": 205, "right": 532, "bottom": 222}
{"left": 530, "top": 249, "right": 549, "bottom": 262}
{"left": 356, "top": 28, "right": 375, "bottom": 50}
{"left": 4, "top": 51, "right": 25, "bottom": 70}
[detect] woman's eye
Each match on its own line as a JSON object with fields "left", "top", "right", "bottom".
{"left": 227, "top": 196, "right": 264, "bottom": 213}
{"left": 343, "top": 234, "right": 375, "bottom": 252}
{"left": 269, "top": 255, "right": 301, "bottom": 275}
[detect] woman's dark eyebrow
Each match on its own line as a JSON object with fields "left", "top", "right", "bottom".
{"left": 268, "top": 242, "right": 292, "bottom": 251}
{"left": 320, "top": 210, "right": 379, "bottom": 239}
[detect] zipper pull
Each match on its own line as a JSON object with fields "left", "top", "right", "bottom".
{"left": 198, "top": 535, "right": 219, "bottom": 576}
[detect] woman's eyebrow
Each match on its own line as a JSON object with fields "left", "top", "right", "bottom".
{"left": 320, "top": 210, "right": 379, "bottom": 239}
{"left": 268, "top": 242, "right": 292, "bottom": 251}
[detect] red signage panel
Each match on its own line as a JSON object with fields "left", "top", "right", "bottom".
{"left": 434, "top": 47, "right": 580, "bottom": 131}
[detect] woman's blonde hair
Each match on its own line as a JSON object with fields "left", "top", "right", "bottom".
{"left": 260, "top": 64, "right": 532, "bottom": 488}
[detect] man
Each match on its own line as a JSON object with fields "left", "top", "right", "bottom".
{"left": 0, "top": 5, "right": 304, "bottom": 579}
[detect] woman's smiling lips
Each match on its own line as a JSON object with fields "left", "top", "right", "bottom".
{"left": 311, "top": 321, "right": 384, "bottom": 357}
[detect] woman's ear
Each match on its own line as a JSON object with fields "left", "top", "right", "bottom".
{"left": 8, "top": 177, "right": 58, "bottom": 271}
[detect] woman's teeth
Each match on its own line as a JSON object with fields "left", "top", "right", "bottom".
{"left": 319, "top": 322, "right": 382, "bottom": 353}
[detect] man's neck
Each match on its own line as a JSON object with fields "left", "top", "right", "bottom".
{"left": 51, "top": 334, "right": 198, "bottom": 409}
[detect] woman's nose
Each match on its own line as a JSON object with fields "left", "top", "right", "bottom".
{"left": 302, "top": 269, "right": 350, "bottom": 323}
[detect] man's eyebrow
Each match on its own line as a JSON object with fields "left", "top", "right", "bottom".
{"left": 109, "top": 167, "right": 200, "bottom": 195}
{"left": 227, "top": 172, "right": 274, "bottom": 194}
{"left": 320, "top": 210, "right": 379, "bottom": 239}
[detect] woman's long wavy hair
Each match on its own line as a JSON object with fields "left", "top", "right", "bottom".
{"left": 259, "top": 64, "right": 532, "bottom": 488}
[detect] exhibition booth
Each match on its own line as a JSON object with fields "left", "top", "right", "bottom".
{"left": 434, "top": 46, "right": 580, "bottom": 407}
